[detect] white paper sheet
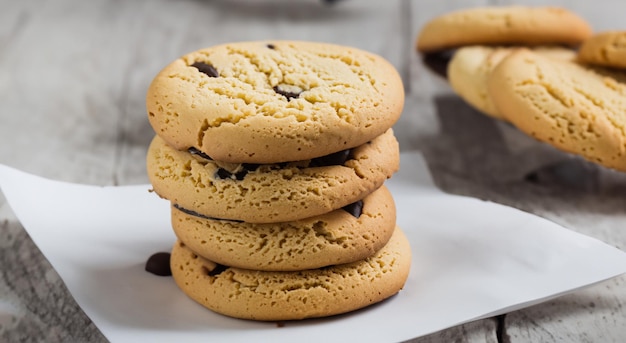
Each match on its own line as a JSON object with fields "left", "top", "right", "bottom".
{"left": 1, "top": 152, "right": 626, "bottom": 343}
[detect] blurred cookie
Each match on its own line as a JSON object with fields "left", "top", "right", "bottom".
{"left": 488, "top": 49, "right": 626, "bottom": 171}
{"left": 578, "top": 31, "right": 626, "bottom": 69}
{"left": 448, "top": 46, "right": 576, "bottom": 118}
{"left": 171, "top": 185, "right": 396, "bottom": 271}
{"left": 170, "top": 226, "right": 411, "bottom": 321}
{"left": 146, "top": 40, "right": 404, "bottom": 164}
{"left": 416, "top": 6, "right": 592, "bottom": 53}
{"left": 147, "top": 129, "right": 399, "bottom": 223}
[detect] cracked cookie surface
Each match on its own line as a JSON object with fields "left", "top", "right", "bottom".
{"left": 416, "top": 6, "right": 592, "bottom": 53}
{"left": 578, "top": 31, "right": 626, "bottom": 70}
{"left": 448, "top": 46, "right": 576, "bottom": 119}
{"left": 488, "top": 49, "right": 626, "bottom": 171}
{"left": 171, "top": 185, "right": 395, "bottom": 271}
{"left": 146, "top": 129, "right": 399, "bottom": 223}
{"left": 146, "top": 41, "right": 404, "bottom": 164}
{"left": 170, "top": 226, "right": 411, "bottom": 321}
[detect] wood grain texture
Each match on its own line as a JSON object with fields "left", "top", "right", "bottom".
{"left": 1, "top": 0, "right": 626, "bottom": 342}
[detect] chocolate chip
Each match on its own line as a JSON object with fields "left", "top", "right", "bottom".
{"left": 215, "top": 163, "right": 260, "bottom": 181}
{"left": 173, "top": 204, "right": 244, "bottom": 223}
{"left": 207, "top": 263, "right": 228, "bottom": 276}
{"left": 342, "top": 200, "right": 363, "bottom": 218}
{"left": 188, "top": 147, "right": 213, "bottom": 160}
{"left": 216, "top": 168, "right": 233, "bottom": 180}
{"left": 310, "top": 149, "right": 352, "bottom": 167}
{"left": 237, "top": 164, "right": 260, "bottom": 179}
{"left": 191, "top": 61, "right": 219, "bottom": 77}
{"left": 319, "top": 264, "right": 337, "bottom": 270}
{"left": 273, "top": 85, "right": 301, "bottom": 101}
{"left": 145, "top": 252, "right": 172, "bottom": 276}
{"left": 267, "top": 44, "right": 276, "bottom": 50}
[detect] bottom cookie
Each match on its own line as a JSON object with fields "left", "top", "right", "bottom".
{"left": 170, "top": 226, "right": 412, "bottom": 321}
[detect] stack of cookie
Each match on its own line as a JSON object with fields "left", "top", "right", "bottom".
{"left": 417, "top": 6, "right": 626, "bottom": 172}
{"left": 145, "top": 41, "right": 411, "bottom": 321}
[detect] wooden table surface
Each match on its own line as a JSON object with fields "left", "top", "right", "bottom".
{"left": 2, "top": 0, "right": 626, "bottom": 341}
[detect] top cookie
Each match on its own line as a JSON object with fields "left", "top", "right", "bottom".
{"left": 416, "top": 6, "right": 592, "bottom": 53}
{"left": 578, "top": 31, "right": 626, "bottom": 69}
{"left": 147, "top": 41, "right": 404, "bottom": 164}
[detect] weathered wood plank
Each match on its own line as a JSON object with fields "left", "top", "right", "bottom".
{"left": 409, "top": 318, "right": 499, "bottom": 343}
{"left": 0, "top": 1, "right": 121, "bottom": 184}
{"left": 504, "top": 281, "right": 626, "bottom": 342}
{"left": 481, "top": 1, "right": 626, "bottom": 342}
{"left": 404, "top": 1, "right": 499, "bottom": 340}
{"left": 0, "top": 211, "right": 106, "bottom": 342}
{"left": 1, "top": 1, "right": 124, "bottom": 341}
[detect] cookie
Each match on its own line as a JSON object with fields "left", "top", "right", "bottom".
{"left": 170, "top": 226, "right": 411, "bottom": 321}
{"left": 171, "top": 185, "right": 395, "bottom": 271}
{"left": 146, "top": 41, "right": 404, "bottom": 164}
{"left": 416, "top": 6, "right": 592, "bottom": 53}
{"left": 147, "top": 129, "right": 399, "bottom": 223}
{"left": 578, "top": 31, "right": 626, "bottom": 70}
{"left": 448, "top": 46, "right": 576, "bottom": 118}
{"left": 488, "top": 49, "right": 626, "bottom": 171}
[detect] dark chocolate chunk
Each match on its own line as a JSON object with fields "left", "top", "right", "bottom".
{"left": 191, "top": 147, "right": 351, "bottom": 176}
{"left": 191, "top": 61, "right": 219, "bottom": 77}
{"left": 233, "top": 163, "right": 259, "bottom": 180}
{"left": 310, "top": 149, "right": 352, "bottom": 167}
{"left": 243, "top": 163, "right": 260, "bottom": 171}
{"left": 318, "top": 264, "right": 337, "bottom": 270}
{"left": 273, "top": 85, "right": 301, "bottom": 101}
{"left": 342, "top": 200, "right": 363, "bottom": 218}
{"left": 145, "top": 252, "right": 172, "bottom": 276}
{"left": 267, "top": 44, "right": 276, "bottom": 50}
{"left": 215, "top": 163, "right": 260, "bottom": 181}
{"left": 173, "top": 204, "right": 244, "bottom": 223}
{"left": 206, "top": 263, "right": 228, "bottom": 276}
{"left": 216, "top": 168, "right": 233, "bottom": 180}
{"left": 188, "top": 147, "right": 213, "bottom": 160}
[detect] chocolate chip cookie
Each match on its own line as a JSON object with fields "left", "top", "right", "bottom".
{"left": 170, "top": 226, "right": 411, "bottom": 321}
{"left": 146, "top": 41, "right": 404, "bottom": 164}
{"left": 489, "top": 49, "right": 626, "bottom": 171}
{"left": 147, "top": 129, "right": 399, "bottom": 223}
{"left": 171, "top": 185, "right": 396, "bottom": 271}
{"left": 416, "top": 6, "right": 592, "bottom": 53}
